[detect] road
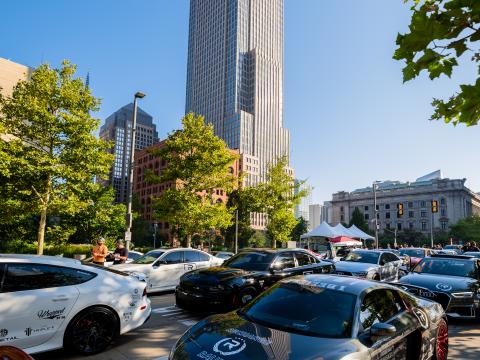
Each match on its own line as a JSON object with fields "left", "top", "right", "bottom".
{"left": 35, "top": 292, "right": 480, "bottom": 360}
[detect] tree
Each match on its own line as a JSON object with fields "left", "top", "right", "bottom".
{"left": 248, "top": 231, "right": 267, "bottom": 248}
{"left": 395, "top": 1, "right": 480, "bottom": 126}
{"left": 257, "top": 157, "right": 308, "bottom": 248}
{"left": 349, "top": 207, "right": 369, "bottom": 233}
{"left": 150, "top": 113, "right": 238, "bottom": 247}
{"left": 449, "top": 215, "right": 480, "bottom": 242}
{"left": 290, "top": 216, "right": 309, "bottom": 242}
{"left": 0, "top": 61, "right": 113, "bottom": 254}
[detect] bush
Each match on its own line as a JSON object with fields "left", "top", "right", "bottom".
{"left": 0, "top": 242, "right": 92, "bottom": 258}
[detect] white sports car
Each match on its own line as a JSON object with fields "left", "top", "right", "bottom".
{"left": 114, "top": 248, "right": 223, "bottom": 293}
{"left": 0, "top": 254, "right": 151, "bottom": 355}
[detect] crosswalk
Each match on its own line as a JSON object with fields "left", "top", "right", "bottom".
{"left": 151, "top": 305, "right": 203, "bottom": 327}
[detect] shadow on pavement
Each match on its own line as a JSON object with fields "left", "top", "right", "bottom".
{"left": 448, "top": 318, "right": 480, "bottom": 360}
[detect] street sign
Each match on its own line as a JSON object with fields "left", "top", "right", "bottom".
{"left": 124, "top": 231, "right": 132, "bottom": 241}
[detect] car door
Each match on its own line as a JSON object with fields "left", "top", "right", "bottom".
{"left": 149, "top": 251, "right": 184, "bottom": 291}
{"left": 293, "top": 251, "right": 320, "bottom": 275}
{"left": 379, "top": 253, "right": 398, "bottom": 281}
{"left": 269, "top": 252, "right": 296, "bottom": 284}
{"left": 183, "top": 250, "right": 201, "bottom": 273}
{"left": 0, "top": 263, "right": 81, "bottom": 350}
{"left": 358, "top": 289, "right": 416, "bottom": 360}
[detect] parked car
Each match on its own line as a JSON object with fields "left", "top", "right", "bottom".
{"left": 211, "top": 251, "right": 234, "bottom": 261}
{"left": 443, "top": 244, "right": 463, "bottom": 254}
{"left": 399, "top": 254, "right": 480, "bottom": 319}
{"left": 0, "top": 254, "right": 151, "bottom": 355}
{"left": 334, "top": 250, "right": 403, "bottom": 281}
{"left": 170, "top": 274, "right": 448, "bottom": 360}
{"left": 175, "top": 248, "right": 335, "bottom": 312}
{"left": 84, "top": 250, "right": 144, "bottom": 267}
{"left": 463, "top": 251, "right": 480, "bottom": 259}
{"left": 114, "top": 248, "right": 223, "bottom": 293}
{"left": 399, "top": 248, "right": 432, "bottom": 269}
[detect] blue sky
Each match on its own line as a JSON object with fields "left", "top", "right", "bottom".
{"left": 1, "top": 0, "right": 479, "bottom": 203}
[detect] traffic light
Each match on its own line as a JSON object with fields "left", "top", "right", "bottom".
{"left": 397, "top": 203, "right": 404, "bottom": 217}
{"left": 431, "top": 200, "right": 438, "bottom": 213}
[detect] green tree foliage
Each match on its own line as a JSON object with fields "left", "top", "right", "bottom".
{"left": 290, "top": 216, "right": 309, "bottom": 242}
{"left": 248, "top": 230, "right": 267, "bottom": 248}
{"left": 349, "top": 207, "right": 370, "bottom": 233}
{"left": 0, "top": 61, "right": 113, "bottom": 254}
{"left": 150, "top": 113, "right": 238, "bottom": 247}
{"left": 395, "top": 0, "right": 480, "bottom": 126}
{"left": 449, "top": 215, "right": 480, "bottom": 242}
{"left": 257, "top": 157, "right": 307, "bottom": 248}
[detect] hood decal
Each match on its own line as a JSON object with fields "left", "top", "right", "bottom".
{"left": 213, "top": 337, "right": 247, "bottom": 356}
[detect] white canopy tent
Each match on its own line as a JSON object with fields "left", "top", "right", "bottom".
{"left": 348, "top": 224, "right": 375, "bottom": 240}
{"left": 332, "top": 223, "right": 357, "bottom": 238}
{"left": 300, "top": 221, "right": 339, "bottom": 239}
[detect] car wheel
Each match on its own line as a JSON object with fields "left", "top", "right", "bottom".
{"left": 433, "top": 319, "right": 448, "bottom": 360}
{"left": 372, "top": 274, "right": 380, "bottom": 281}
{"left": 65, "top": 306, "right": 119, "bottom": 355}
{"left": 175, "top": 293, "right": 187, "bottom": 310}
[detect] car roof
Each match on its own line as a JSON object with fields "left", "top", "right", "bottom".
{"left": 400, "top": 248, "right": 426, "bottom": 250}
{"left": 280, "top": 274, "right": 395, "bottom": 296}
{"left": 0, "top": 254, "right": 82, "bottom": 267}
{"left": 430, "top": 254, "right": 475, "bottom": 260}
{"left": 239, "top": 248, "right": 311, "bottom": 254}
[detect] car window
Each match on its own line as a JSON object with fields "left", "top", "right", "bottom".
{"left": 383, "top": 253, "right": 399, "bottom": 263}
{"left": 240, "top": 281, "right": 356, "bottom": 338}
{"left": 0, "top": 264, "right": 5, "bottom": 289}
{"left": 128, "top": 252, "right": 142, "bottom": 260}
{"left": 196, "top": 251, "right": 210, "bottom": 262}
{"left": 344, "top": 251, "right": 379, "bottom": 264}
{"left": 413, "top": 258, "right": 477, "bottom": 278}
{"left": 272, "top": 252, "right": 296, "bottom": 270}
{"left": 184, "top": 251, "right": 209, "bottom": 262}
{"left": 161, "top": 251, "right": 184, "bottom": 264}
{"left": 223, "top": 252, "right": 276, "bottom": 271}
{"left": 295, "top": 252, "right": 316, "bottom": 266}
{"left": 1, "top": 264, "right": 96, "bottom": 292}
{"left": 133, "top": 251, "right": 165, "bottom": 264}
{"left": 359, "top": 290, "right": 404, "bottom": 331}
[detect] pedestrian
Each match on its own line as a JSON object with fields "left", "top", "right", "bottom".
{"left": 112, "top": 239, "right": 129, "bottom": 265}
{"left": 470, "top": 242, "right": 480, "bottom": 252}
{"left": 91, "top": 237, "right": 109, "bottom": 266}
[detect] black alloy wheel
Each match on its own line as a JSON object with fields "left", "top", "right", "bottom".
{"left": 65, "top": 307, "right": 118, "bottom": 355}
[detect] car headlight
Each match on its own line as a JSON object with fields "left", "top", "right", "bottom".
{"left": 208, "top": 284, "right": 225, "bottom": 292}
{"left": 352, "top": 271, "right": 368, "bottom": 277}
{"left": 451, "top": 292, "right": 474, "bottom": 298}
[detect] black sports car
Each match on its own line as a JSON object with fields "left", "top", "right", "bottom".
{"left": 175, "top": 248, "right": 334, "bottom": 311}
{"left": 399, "top": 254, "right": 480, "bottom": 319}
{"left": 170, "top": 274, "right": 448, "bottom": 360}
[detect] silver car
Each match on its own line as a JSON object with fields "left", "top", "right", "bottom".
{"left": 114, "top": 248, "right": 223, "bottom": 292}
{"left": 334, "top": 250, "right": 403, "bottom": 281}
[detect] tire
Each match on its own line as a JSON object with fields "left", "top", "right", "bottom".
{"left": 236, "top": 287, "right": 257, "bottom": 307}
{"left": 64, "top": 306, "right": 119, "bottom": 355}
{"left": 372, "top": 274, "right": 381, "bottom": 281}
{"left": 175, "top": 293, "right": 188, "bottom": 310}
{"left": 433, "top": 319, "right": 448, "bottom": 360}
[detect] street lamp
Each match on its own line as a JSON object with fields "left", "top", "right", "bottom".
{"left": 372, "top": 181, "right": 381, "bottom": 249}
{"left": 125, "top": 91, "right": 146, "bottom": 250}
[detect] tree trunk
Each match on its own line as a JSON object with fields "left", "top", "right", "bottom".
{"left": 271, "top": 237, "right": 276, "bottom": 249}
{"left": 37, "top": 178, "right": 51, "bottom": 255}
{"left": 186, "top": 234, "right": 192, "bottom": 248}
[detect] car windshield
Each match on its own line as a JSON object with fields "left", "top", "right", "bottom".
{"left": 413, "top": 258, "right": 477, "bottom": 278}
{"left": 223, "top": 252, "right": 276, "bottom": 271}
{"left": 399, "top": 249, "right": 425, "bottom": 258}
{"left": 132, "top": 251, "right": 165, "bottom": 265}
{"left": 239, "top": 281, "right": 355, "bottom": 338}
{"left": 343, "top": 251, "right": 379, "bottom": 264}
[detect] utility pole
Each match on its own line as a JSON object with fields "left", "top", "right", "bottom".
{"left": 234, "top": 209, "right": 239, "bottom": 254}
{"left": 373, "top": 182, "right": 379, "bottom": 249}
{"left": 431, "top": 209, "right": 434, "bottom": 248}
{"left": 394, "top": 228, "right": 397, "bottom": 249}
{"left": 125, "top": 92, "right": 145, "bottom": 250}
{"left": 153, "top": 222, "right": 158, "bottom": 249}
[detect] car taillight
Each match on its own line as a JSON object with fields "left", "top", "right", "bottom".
{"left": 143, "top": 286, "right": 147, "bottom": 297}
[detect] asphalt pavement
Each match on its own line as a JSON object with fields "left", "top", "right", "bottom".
{"left": 34, "top": 292, "right": 480, "bottom": 360}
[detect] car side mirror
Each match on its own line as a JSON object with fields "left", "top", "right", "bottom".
{"left": 370, "top": 323, "right": 396, "bottom": 338}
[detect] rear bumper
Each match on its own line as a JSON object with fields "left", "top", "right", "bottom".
{"left": 120, "top": 297, "right": 152, "bottom": 334}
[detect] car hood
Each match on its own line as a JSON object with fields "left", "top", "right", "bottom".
{"left": 172, "top": 312, "right": 362, "bottom": 360}
{"left": 112, "top": 263, "right": 150, "bottom": 273}
{"left": 181, "top": 267, "right": 252, "bottom": 285}
{"left": 400, "top": 273, "right": 478, "bottom": 293}
{"left": 334, "top": 261, "right": 379, "bottom": 273}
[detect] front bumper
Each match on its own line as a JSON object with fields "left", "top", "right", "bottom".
{"left": 175, "top": 286, "right": 235, "bottom": 312}
{"left": 446, "top": 296, "right": 479, "bottom": 319}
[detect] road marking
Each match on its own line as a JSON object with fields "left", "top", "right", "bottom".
{"left": 152, "top": 356, "right": 168, "bottom": 360}
{"left": 180, "top": 320, "right": 197, "bottom": 326}
{"left": 152, "top": 306, "right": 177, "bottom": 314}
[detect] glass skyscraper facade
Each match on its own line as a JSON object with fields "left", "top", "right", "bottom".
{"left": 186, "top": 0, "right": 291, "bottom": 188}
{"left": 100, "top": 103, "right": 158, "bottom": 203}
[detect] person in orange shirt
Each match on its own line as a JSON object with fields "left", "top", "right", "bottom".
{"left": 92, "top": 237, "right": 109, "bottom": 266}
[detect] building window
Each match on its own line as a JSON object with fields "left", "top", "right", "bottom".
{"left": 409, "top": 222, "right": 414, "bottom": 229}
{"left": 408, "top": 201, "right": 414, "bottom": 208}
{"left": 420, "top": 201, "right": 426, "bottom": 208}
{"left": 386, "top": 212, "right": 391, "bottom": 219}
{"left": 421, "top": 222, "right": 427, "bottom": 231}
{"left": 441, "top": 221, "right": 448, "bottom": 230}
{"left": 421, "top": 211, "right": 427, "bottom": 218}
{"left": 386, "top": 223, "right": 391, "bottom": 230}
{"left": 408, "top": 211, "right": 414, "bottom": 218}
{"left": 385, "top": 204, "right": 390, "bottom": 210}
{"left": 397, "top": 223, "right": 402, "bottom": 231}
{"left": 441, "top": 208, "right": 446, "bottom": 216}
{"left": 440, "top": 198, "right": 445, "bottom": 205}
{"left": 365, "top": 214, "right": 369, "bottom": 220}
{"left": 340, "top": 206, "right": 344, "bottom": 212}
{"left": 376, "top": 213, "right": 380, "bottom": 219}
{"left": 340, "top": 214, "right": 345, "bottom": 222}
{"left": 364, "top": 206, "right": 369, "bottom": 211}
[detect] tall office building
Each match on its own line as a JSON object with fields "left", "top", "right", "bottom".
{"left": 100, "top": 104, "right": 158, "bottom": 203}
{"left": 186, "top": 0, "right": 291, "bottom": 188}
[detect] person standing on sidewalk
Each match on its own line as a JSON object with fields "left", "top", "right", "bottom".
{"left": 92, "top": 237, "right": 109, "bottom": 266}
{"left": 112, "top": 239, "right": 128, "bottom": 265}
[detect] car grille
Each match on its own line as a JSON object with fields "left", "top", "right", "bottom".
{"left": 179, "top": 281, "right": 209, "bottom": 295}
{"left": 433, "top": 292, "right": 451, "bottom": 310}
{"left": 335, "top": 271, "right": 352, "bottom": 276}
{"left": 403, "top": 287, "right": 451, "bottom": 310}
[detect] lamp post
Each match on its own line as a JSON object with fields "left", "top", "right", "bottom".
{"left": 125, "top": 91, "right": 145, "bottom": 250}
{"left": 153, "top": 222, "right": 158, "bottom": 249}
{"left": 373, "top": 181, "right": 380, "bottom": 249}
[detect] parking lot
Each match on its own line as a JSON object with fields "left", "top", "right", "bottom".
{"left": 34, "top": 291, "right": 480, "bottom": 360}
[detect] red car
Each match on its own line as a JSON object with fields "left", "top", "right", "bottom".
{"left": 399, "top": 248, "right": 432, "bottom": 269}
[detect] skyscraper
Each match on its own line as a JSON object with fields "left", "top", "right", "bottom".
{"left": 186, "top": 0, "right": 291, "bottom": 188}
{"left": 100, "top": 104, "right": 158, "bottom": 203}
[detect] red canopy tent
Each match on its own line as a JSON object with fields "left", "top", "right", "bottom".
{"left": 330, "top": 236, "right": 362, "bottom": 245}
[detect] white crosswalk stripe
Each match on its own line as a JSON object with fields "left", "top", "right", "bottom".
{"left": 151, "top": 305, "right": 202, "bottom": 327}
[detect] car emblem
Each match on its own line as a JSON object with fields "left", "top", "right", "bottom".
{"left": 436, "top": 283, "right": 452, "bottom": 291}
{"left": 213, "top": 337, "right": 246, "bottom": 356}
